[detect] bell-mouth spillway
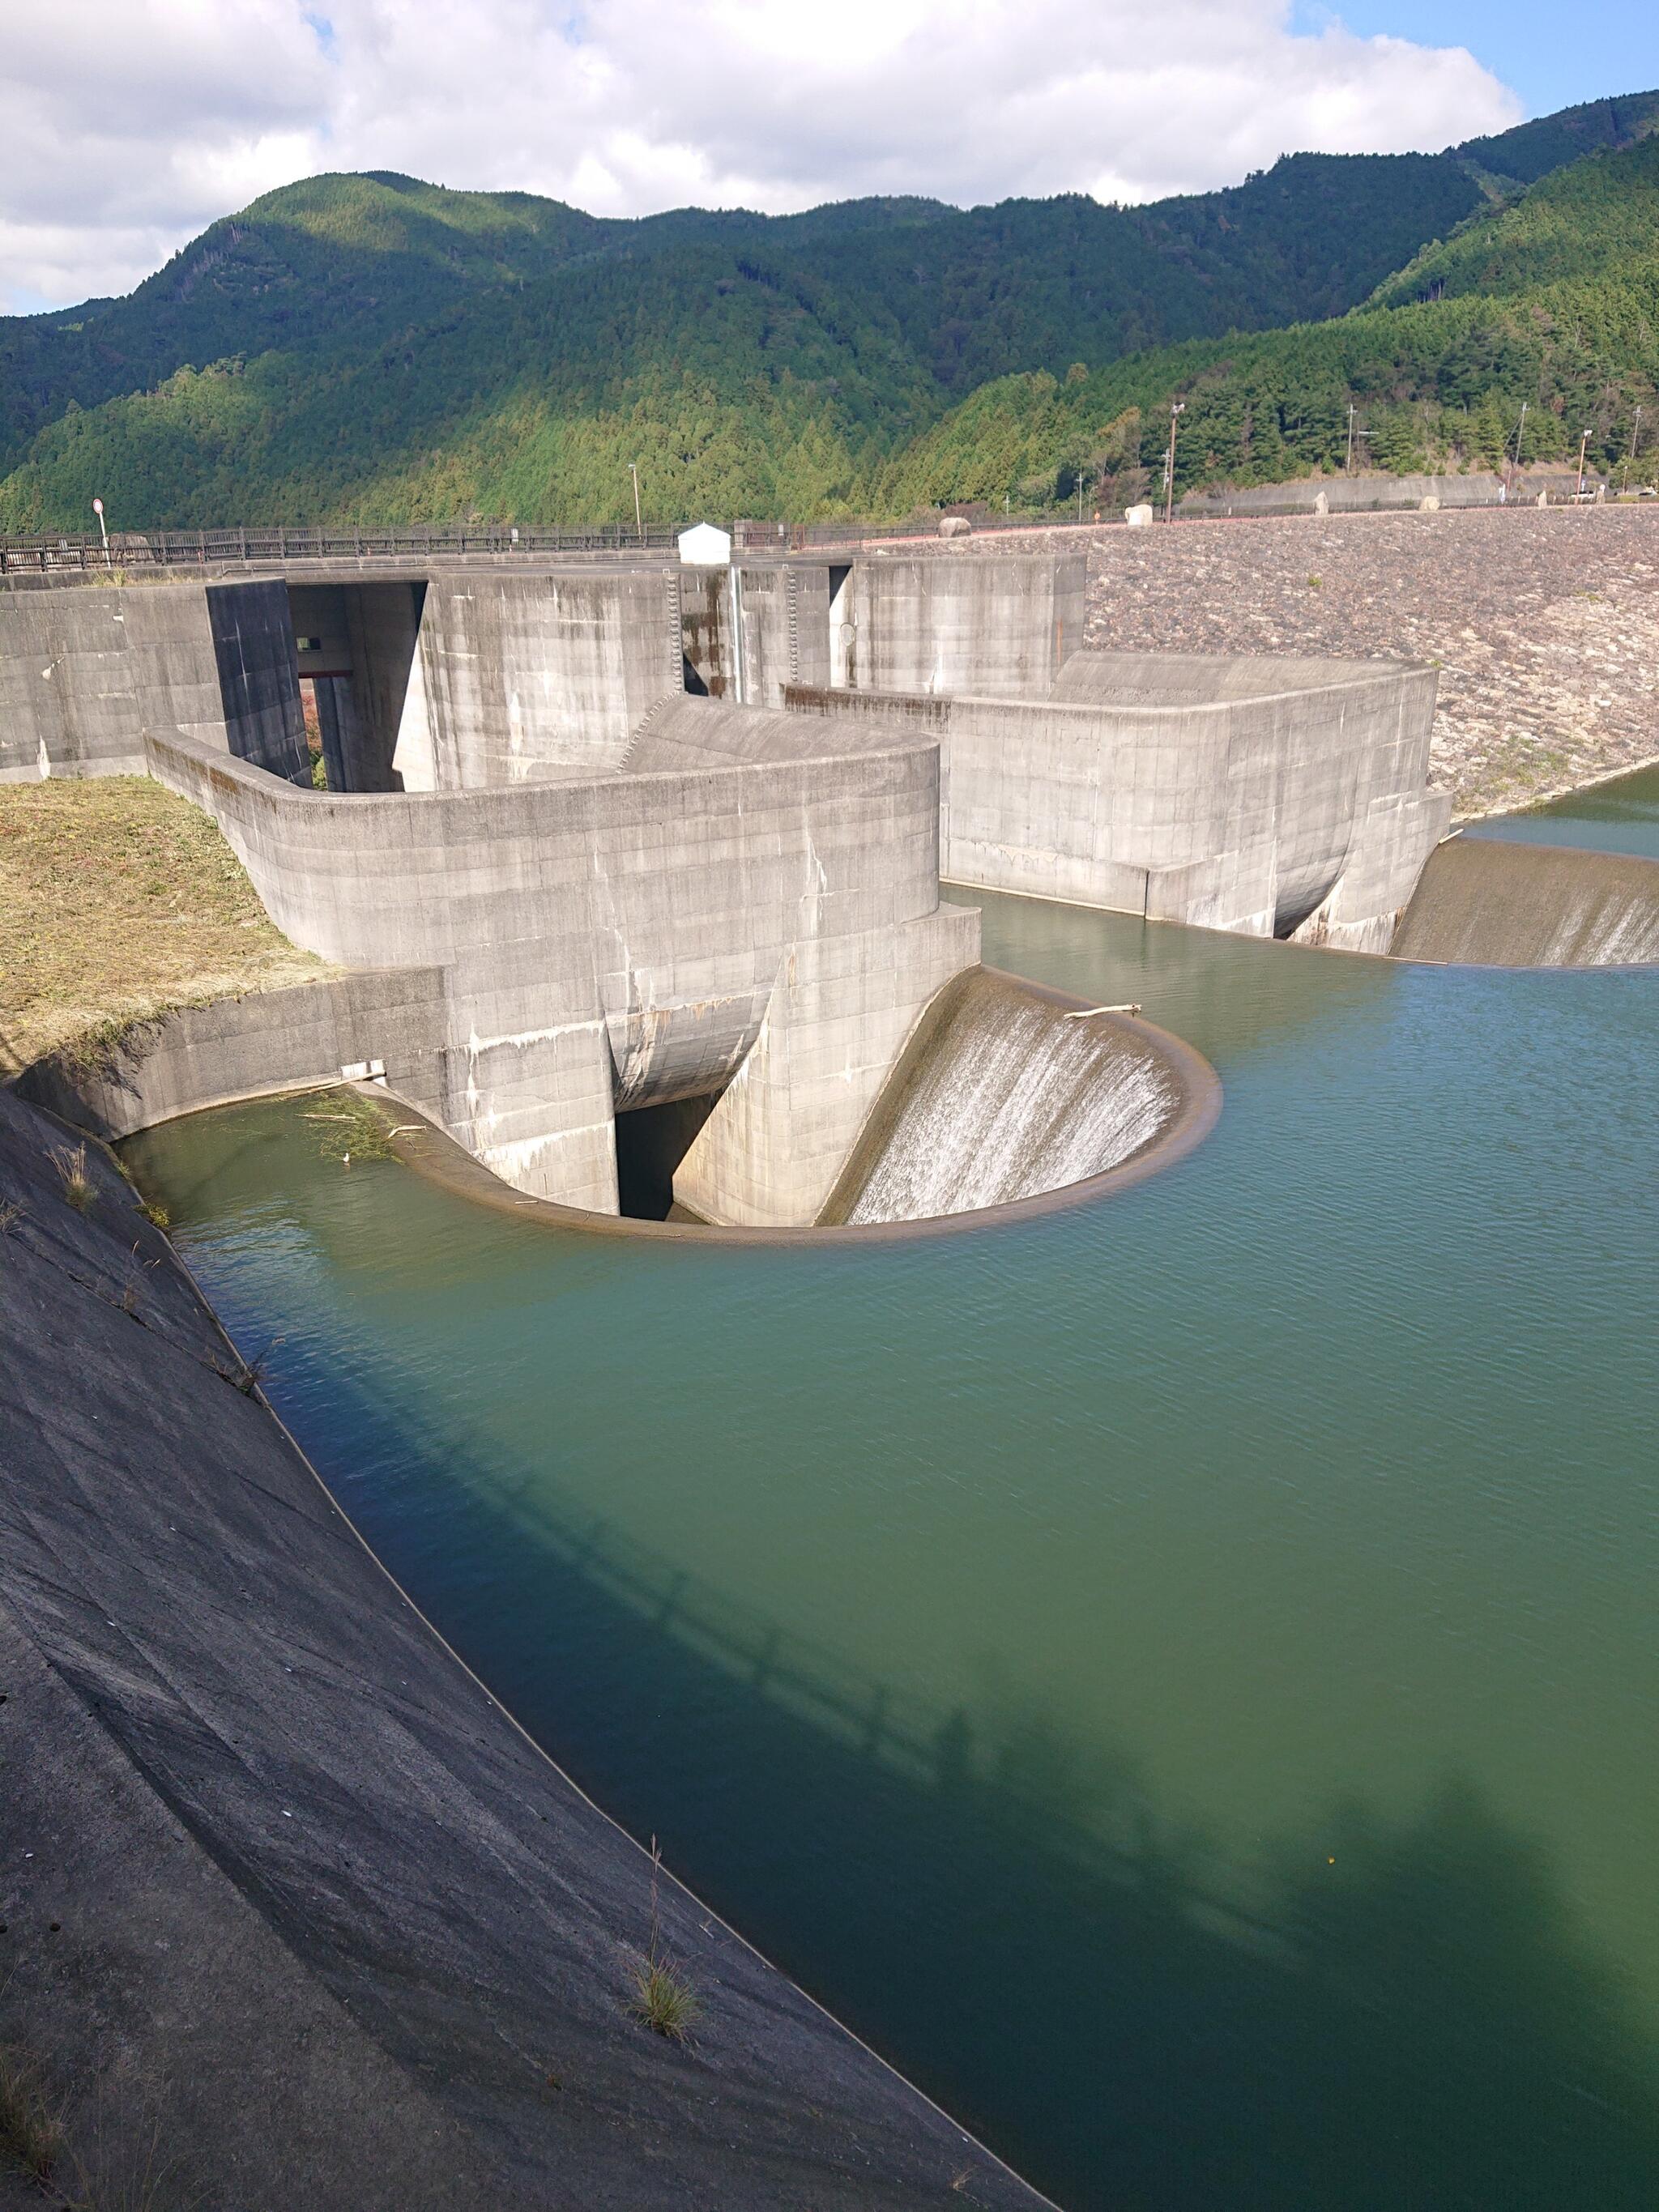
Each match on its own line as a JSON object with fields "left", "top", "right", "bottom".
{"left": 355, "top": 969, "right": 1222, "bottom": 1246}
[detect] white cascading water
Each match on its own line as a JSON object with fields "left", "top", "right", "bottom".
{"left": 838, "top": 971, "right": 1180, "bottom": 1225}
{"left": 1391, "top": 841, "right": 1659, "bottom": 968}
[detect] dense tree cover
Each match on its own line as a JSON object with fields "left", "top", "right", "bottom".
{"left": 0, "top": 92, "right": 1654, "bottom": 531}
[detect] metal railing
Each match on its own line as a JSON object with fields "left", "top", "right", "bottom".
{"left": 0, "top": 522, "right": 684, "bottom": 573}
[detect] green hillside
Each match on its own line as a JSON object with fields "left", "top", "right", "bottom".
{"left": 881, "top": 131, "right": 1659, "bottom": 513}
{"left": 0, "top": 91, "right": 1655, "bottom": 530}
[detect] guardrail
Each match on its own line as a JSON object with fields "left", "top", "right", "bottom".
{"left": 0, "top": 522, "right": 684, "bottom": 573}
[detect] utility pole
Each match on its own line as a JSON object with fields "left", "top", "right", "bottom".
{"left": 629, "top": 463, "right": 643, "bottom": 544}
{"left": 1346, "top": 404, "right": 1356, "bottom": 476}
{"left": 1511, "top": 400, "right": 1529, "bottom": 479}
{"left": 1627, "top": 404, "right": 1644, "bottom": 492}
{"left": 1164, "top": 403, "right": 1185, "bottom": 525}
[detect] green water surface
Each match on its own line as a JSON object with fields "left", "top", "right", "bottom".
{"left": 125, "top": 791, "right": 1659, "bottom": 2212}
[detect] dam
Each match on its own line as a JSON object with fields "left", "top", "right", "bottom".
{"left": 5, "top": 537, "right": 1658, "bottom": 2208}
{"left": 0, "top": 535, "right": 1466, "bottom": 1235}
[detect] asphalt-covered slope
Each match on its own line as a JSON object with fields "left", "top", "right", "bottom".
{"left": 0, "top": 1080, "right": 1051, "bottom": 2209}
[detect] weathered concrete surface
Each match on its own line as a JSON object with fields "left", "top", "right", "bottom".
{"left": 206, "top": 578, "right": 310, "bottom": 782}
{"left": 416, "top": 568, "right": 680, "bottom": 786}
{"left": 0, "top": 1083, "right": 1051, "bottom": 2210}
{"left": 146, "top": 713, "right": 973, "bottom": 1221}
{"left": 674, "top": 905, "right": 980, "bottom": 1228}
{"left": 0, "top": 573, "right": 226, "bottom": 782}
{"left": 835, "top": 553, "right": 1085, "bottom": 700}
{"left": 2, "top": 563, "right": 684, "bottom": 791}
{"left": 12, "top": 969, "right": 450, "bottom": 1140}
{"left": 1390, "top": 835, "right": 1659, "bottom": 966}
{"left": 787, "top": 650, "right": 1447, "bottom": 948}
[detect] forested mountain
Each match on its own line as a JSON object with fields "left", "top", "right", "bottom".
{"left": 0, "top": 89, "right": 1654, "bottom": 529}
{"left": 879, "top": 130, "right": 1659, "bottom": 513}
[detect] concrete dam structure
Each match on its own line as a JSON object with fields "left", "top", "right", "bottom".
{"left": 11, "top": 535, "right": 1649, "bottom": 1241}
{"left": 13, "top": 538, "right": 1642, "bottom": 1244}
{"left": 1, "top": 551, "right": 1218, "bottom": 1231}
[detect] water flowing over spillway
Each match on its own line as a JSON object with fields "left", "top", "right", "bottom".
{"left": 822, "top": 970, "right": 1183, "bottom": 1225}
{"left": 1392, "top": 836, "right": 1659, "bottom": 966}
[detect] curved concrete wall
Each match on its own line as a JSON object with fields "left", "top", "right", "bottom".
{"left": 144, "top": 724, "right": 974, "bottom": 1221}
{"left": 817, "top": 969, "right": 1205, "bottom": 1226}
{"left": 787, "top": 650, "right": 1448, "bottom": 948}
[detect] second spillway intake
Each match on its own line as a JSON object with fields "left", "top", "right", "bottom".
{"left": 1391, "top": 835, "right": 1659, "bottom": 967}
{"left": 819, "top": 970, "right": 1193, "bottom": 1227}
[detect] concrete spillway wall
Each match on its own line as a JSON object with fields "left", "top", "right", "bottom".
{"left": 818, "top": 970, "right": 1213, "bottom": 1227}
{"left": 1391, "top": 835, "right": 1659, "bottom": 966}
{"left": 143, "top": 712, "right": 974, "bottom": 1223}
{"left": 2, "top": 562, "right": 684, "bottom": 791}
{"left": 787, "top": 650, "right": 1448, "bottom": 950}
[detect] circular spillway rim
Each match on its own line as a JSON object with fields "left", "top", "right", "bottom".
{"left": 384, "top": 966, "right": 1222, "bottom": 1246}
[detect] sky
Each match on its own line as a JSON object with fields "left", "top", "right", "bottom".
{"left": 2, "top": 0, "right": 1653, "bottom": 315}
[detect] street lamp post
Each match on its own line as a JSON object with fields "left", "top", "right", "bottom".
{"left": 629, "top": 463, "right": 643, "bottom": 545}
{"left": 1627, "top": 404, "right": 1644, "bottom": 493}
{"left": 1576, "top": 429, "right": 1590, "bottom": 500}
{"left": 92, "top": 496, "right": 109, "bottom": 569}
{"left": 1164, "top": 403, "right": 1185, "bottom": 526}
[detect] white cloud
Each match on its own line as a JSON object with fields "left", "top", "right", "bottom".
{"left": 0, "top": 0, "right": 1520, "bottom": 311}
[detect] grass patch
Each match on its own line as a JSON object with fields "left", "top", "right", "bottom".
{"left": 632, "top": 1956, "right": 702, "bottom": 2043}
{"left": 0, "top": 775, "right": 331, "bottom": 1076}
{"left": 629, "top": 1838, "right": 702, "bottom": 2044}
{"left": 0, "top": 2044, "right": 64, "bottom": 2183}
{"left": 51, "top": 1142, "right": 98, "bottom": 1214}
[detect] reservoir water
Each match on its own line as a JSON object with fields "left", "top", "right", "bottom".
{"left": 126, "top": 778, "right": 1659, "bottom": 2212}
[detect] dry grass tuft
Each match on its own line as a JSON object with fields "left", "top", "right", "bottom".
{"left": 0, "top": 2044, "right": 65, "bottom": 2182}
{"left": 631, "top": 1956, "right": 702, "bottom": 2043}
{"left": 51, "top": 1143, "right": 98, "bottom": 1214}
{"left": 0, "top": 775, "right": 331, "bottom": 1076}
{"left": 629, "top": 1836, "right": 702, "bottom": 2044}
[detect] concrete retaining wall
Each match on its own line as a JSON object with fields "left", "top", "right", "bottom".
{"left": 0, "top": 573, "right": 228, "bottom": 781}
{"left": 144, "top": 719, "right": 972, "bottom": 1221}
{"left": 2, "top": 563, "right": 684, "bottom": 791}
{"left": 13, "top": 970, "right": 450, "bottom": 1140}
{"left": 787, "top": 650, "right": 1448, "bottom": 947}
{"left": 838, "top": 553, "right": 1085, "bottom": 699}
{"left": 416, "top": 567, "right": 680, "bottom": 786}
{"left": 1177, "top": 472, "right": 1586, "bottom": 519}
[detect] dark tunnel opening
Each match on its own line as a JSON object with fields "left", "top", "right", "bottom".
{"left": 613, "top": 1093, "right": 721, "bottom": 1221}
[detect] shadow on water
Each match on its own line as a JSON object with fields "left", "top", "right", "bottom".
{"left": 271, "top": 1356, "right": 1659, "bottom": 2212}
